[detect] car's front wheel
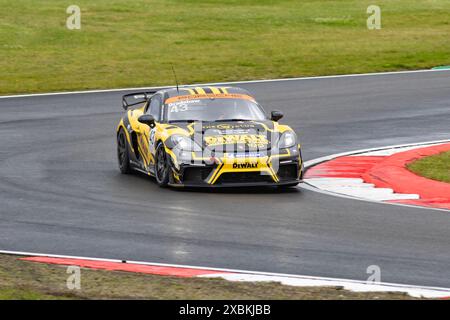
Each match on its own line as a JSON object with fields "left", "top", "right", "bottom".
{"left": 155, "top": 142, "right": 170, "bottom": 187}
{"left": 117, "top": 129, "right": 132, "bottom": 174}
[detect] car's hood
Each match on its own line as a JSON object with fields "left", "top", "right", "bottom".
{"left": 172, "top": 120, "right": 277, "bottom": 151}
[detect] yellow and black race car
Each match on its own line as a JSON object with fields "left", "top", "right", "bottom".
{"left": 116, "top": 86, "right": 303, "bottom": 188}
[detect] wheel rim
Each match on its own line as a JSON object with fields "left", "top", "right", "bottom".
{"left": 117, "top": 132, "right": 126, "bottom": 167}
{"left": 156, "top": 147, "right": 167, "bottom": 182}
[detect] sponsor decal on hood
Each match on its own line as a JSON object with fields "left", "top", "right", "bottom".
{"left": 169, "top": 120, "right": 276, "bottom": 150}
{"left": 204, "top": 134, "right": 269, "bottom": 148}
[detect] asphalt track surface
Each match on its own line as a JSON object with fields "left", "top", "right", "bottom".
{"left": 1, "top": 70, "right": 449, "bottom": 288}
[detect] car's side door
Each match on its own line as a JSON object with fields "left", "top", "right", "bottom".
{"left": 144, "top": 94, "right": 163, "bottom": 168}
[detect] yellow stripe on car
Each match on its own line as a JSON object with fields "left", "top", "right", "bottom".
{"left": 208, "top": 156, "right": 277, "bottom": 184}
{"left": 195, "top": 87, "right": 206, "bottom": 94}
{"left": 210, "top": 87, "right": 221, "bottom": 94}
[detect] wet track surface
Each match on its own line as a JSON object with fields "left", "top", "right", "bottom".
{"left": 0, "top": 70, "right": 449, "bottom": 287}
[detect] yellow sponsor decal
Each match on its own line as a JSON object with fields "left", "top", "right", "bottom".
{"left": 208, "top": 156, "right": 277, "bottom": 184}
{"left": 204, "top": 134, "right": 269, "bottom": 148}
{"left": 232, "top": 162, "right": 258, "bottom": 169}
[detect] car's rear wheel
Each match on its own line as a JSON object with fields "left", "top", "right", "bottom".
{"left": 117, "top": 129, "right": 132, "bottom": 174}
{"left": 155, "top": 143, "right": 170, "bottom": 187}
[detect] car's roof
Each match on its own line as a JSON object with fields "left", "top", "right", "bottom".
{"left": 159, "top": 86, "right": 253, "bottom": 99}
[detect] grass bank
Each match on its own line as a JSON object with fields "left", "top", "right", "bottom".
{"left": 408, "top": 151, "right": 450, "bottom": 183}
{"left": 0, "top": 254, "right": 417, "bottom": 300}
{"left": 1, "top": 0, "right": 450, "bottom": 94}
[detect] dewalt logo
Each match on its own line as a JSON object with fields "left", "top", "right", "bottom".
{"left": 232, "top": 162, "right": 258, "bottom": 169}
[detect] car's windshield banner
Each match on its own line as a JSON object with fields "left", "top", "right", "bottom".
{"left": 165, "top": 93, "right": 255, "bottom": 104}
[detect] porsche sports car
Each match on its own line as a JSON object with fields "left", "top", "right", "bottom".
{"left": 116, "top": 86, "right": 303, "bottom": 187}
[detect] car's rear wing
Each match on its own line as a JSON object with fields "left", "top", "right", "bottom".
{"left": 122, "top": 91, "right": 158, "bottom": 110}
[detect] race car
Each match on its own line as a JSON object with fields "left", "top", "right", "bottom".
{"left": 116, "top": 86, "right": 303, "bottom": 187}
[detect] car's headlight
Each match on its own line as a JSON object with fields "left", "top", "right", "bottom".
{"left": 278, "top": 131, "right": 297, "bottom": 149}
{"left": 170, "top": 135, "right": 201, "bottom": 151}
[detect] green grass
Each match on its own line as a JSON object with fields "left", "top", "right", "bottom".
{"left": 408, "top": 151, "right": 450, "bottom": 183}
{"left": 1, "top": 0, "right": 450, "bottom": 94}
{"left": 0, "top": 254, "right": 417, "bottom": 300}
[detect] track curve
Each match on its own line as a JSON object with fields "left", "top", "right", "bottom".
{"left": 1, "top": 70, "right": 449, "bottom": 287}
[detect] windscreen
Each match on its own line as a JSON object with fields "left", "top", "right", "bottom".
{"left": 165, "top": 96, "right": 267, "bottom": 122}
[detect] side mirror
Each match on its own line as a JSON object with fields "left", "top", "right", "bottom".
{"left": 138, "top": 114, "right": 156, "bottom": 128}
{"left": 271, "top": 110, "right": 283, "bottom": 121}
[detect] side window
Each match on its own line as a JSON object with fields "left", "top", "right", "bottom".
{"left": 148, "top": 95, "right": 162, "bottom": 121}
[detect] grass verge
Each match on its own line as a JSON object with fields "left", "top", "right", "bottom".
{"left": 1, "top": 0, "right": 450, "bottom": 94}
{"left": 408, "top": 151, "right": 450, "bottom": 183}
{"left": 0, "top": 254, "right": 418, "bottom": 300}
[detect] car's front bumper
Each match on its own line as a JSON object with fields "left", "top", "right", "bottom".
{"left": 169, "top": 179, "right": 301, "bottom": 188}
{"left": 169, "top": 151, "right": 303, "bottom": 187}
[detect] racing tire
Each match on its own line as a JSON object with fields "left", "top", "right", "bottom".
{"left": 117, "top": 129, "right": 132, "bottom": 174}
{"left": 155, "top": 142, "right": 170, "bottom": 187}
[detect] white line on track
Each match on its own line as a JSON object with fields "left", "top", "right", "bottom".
{"left": 302, "top": 139, "right": 450, "bottom": 169}
{"left": 305, "top": 178, "right": 420, "bottom": 201}
{"left": 1, "top": 68, "right": 450, "bottom": 99}
{"left": 1, "top": 249, "right": 449, "bottom": 298}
